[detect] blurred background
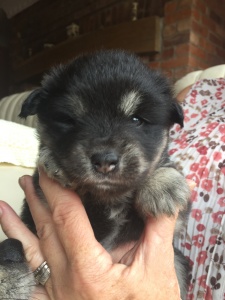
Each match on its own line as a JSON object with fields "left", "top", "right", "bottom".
{"left": 0, "top": 0, "right": 224, "bottom": 98}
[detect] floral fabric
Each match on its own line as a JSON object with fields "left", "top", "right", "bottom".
{"left": 169, "top": 78, "right": 225, "bottom": 300}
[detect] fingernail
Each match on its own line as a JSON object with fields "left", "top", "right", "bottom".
{"left": 19, "top": 176, "right": 26, "bottom": 190}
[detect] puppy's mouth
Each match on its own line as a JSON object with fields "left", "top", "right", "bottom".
{"left": 92, "top": 181, "right": 124, "bottom": 192}
{"left": 71, "top": 174, "right": 130, "bottom": 191}
{"left": 76, "top": 179, "right": 134, "bottom": 197}
{"left": 69, "top": 164, "right": 149, "bottom": 196}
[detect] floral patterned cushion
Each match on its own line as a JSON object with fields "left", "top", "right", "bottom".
{"left": 170, "top": 78, "right": 225, "bottom": 300}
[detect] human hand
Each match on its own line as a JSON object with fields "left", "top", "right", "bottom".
{"left": 0, "top": 170, "right": 194, "bottom": 300}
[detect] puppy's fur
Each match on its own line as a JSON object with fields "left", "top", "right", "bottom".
{"left": 0, "top": 239, "right": 35, "bottom": 299}
{"left": 2, "top": 50, "right": 190, "bottom": 299}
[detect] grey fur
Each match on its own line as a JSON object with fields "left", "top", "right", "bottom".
{"left": 0, "top": 239, "right": 36, "bottom": 299}
{"left": 0, "top": 263, "right": 35, "bottom": 299}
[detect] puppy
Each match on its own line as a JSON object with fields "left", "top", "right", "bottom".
{"left": 18, "top": 50, "right": 190, "bottom": 298}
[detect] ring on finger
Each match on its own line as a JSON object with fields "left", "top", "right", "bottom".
{"left": 33, "top": 261, "right": 51, "bottom": 285}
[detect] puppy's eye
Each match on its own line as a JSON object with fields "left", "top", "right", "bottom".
{"left": 131, "top": 116, "right": 143, "bottom": 126}
{"left": 52, "top": 113, "right": 75, "bottom": 128}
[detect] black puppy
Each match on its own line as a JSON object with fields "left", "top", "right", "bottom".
{"left": 20, "top": 50, "right": 190, "bottom": 298}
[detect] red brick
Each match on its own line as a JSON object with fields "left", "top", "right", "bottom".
{"left": 193, "top": 0, "right": 207, "bottom": 14}
{"left": 161, "top": 48, "right": 174, "bottom": 60}
{"left": 149, "top": 61, "right": 161, "bottom": 69}
{"left": 206, "top": 53, "right": 224, "bottom": 66}
{"left": 164, "top": 7, "right": 192, "bottom": 25}
{"left": 163, "top": 24, "right": 177, "bottom": 38}
{"left": 161, "top": 69, "right": 173, "bottom": 80}
{"left": 209, "top": 33, "right": 223, "bottom": 47}
{"left": 201, "top": 14, "right": 216, "bottom": 31}
{"left": 189, "top": 44, "right": 207, "bottom": 60}
{"left": 198, "top": 60, "right": 211, "bottom": 70}
{"left": 202, "top": 40, "right": 217, "bottom": 54}
{"left": 164, "top": 0, "right": 178, "bottom": 15}
{"left": 163, "top": 32, "right": 190, "bottom": 47}
{"left": 215, "top": 25, "right": 225, "bottom": 39}
{"left": 161, "top": 56, "right": 188, "bottom": 70}
{"left": 204, "top": 0, "right": 225, "bottom": 18}
{"left": 188, "top": 55, "right": 205, "bottom": 69}
{"left": 198, "top": 36, "right": 206, "bottom": 48}
{"left": 188, "top": 55, "right": 199, "bottom": 67}
{"left": 192, "top": 8, "right": 202, "bottom": 22}
{"left": 179, "top": 0, "right": 194, "bottom": 8}
{"left": 174, "top": 67, "right": 190, "bottom": 82}
{"left": 175, "top": 43, "right": 190, "bottom": 56}
{"left": 190, "top": 32, "right": 200, "bottom": 46}
{"left": 177, "top": 18, "right": 191, "bottom": 32}
{"left": 215, "top": 47, "right": 225, "bottom": 60}
{"left": 191, "top": 20, "right": 209, "bottom": 37}
{"left": 209, "top": 9, "right": 223, "bottom": 25}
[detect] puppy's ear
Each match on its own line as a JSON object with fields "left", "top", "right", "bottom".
{"left": 170, "top": 101, "right": 184, "bottom": 127}
{"left": 19, "top": 89, "right": 42, "bottom": 118}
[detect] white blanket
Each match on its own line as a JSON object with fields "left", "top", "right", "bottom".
{"left": 0, "top": 120, "right": 39, "bottom": 167}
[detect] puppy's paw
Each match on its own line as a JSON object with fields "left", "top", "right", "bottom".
{"left": 136, "top": 167, "right": 190, "bottom": 217}
{"left": 38, "top": 147, "right": 71, "bottom": 187}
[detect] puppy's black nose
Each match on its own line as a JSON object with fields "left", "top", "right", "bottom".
{"left": 91, "top": 151, "right": 119, "bottom": 174}
{"left": 0, "top": 238, "right": 25, "bottom": 264}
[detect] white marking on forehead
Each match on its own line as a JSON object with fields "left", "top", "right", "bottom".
{"left": 119, "top": 91, "right": 141, "bottom": 116}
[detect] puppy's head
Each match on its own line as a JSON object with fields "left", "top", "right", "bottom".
{"left": 20, "top": 50, "right": 183, "bottom": 197}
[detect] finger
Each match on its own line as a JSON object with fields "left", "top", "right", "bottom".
{"left": 20, "top": 175, "right": 71, "bottom": 297}
{"left": 142, "top": 215, "right": 180, "bottom": 295}
{"left": 38, "top": 169, "right": 111, "bottom": 266}
{"left": 32, "top": 286, "right": 51, "bottom": 300}
{"left": 19, "top": 176, "right": 67, "bottom": 264}
{"left": 19, "top": 175, "right": 53, "bottom": 240}
{"left": 119, "top": 213, "right": 177, "bottom": 266}
{"left": 0, "top": 200, "right": 44, "bottom": 270}
{"left": 145, "top": 212, "right": 178, "bottom": 243}
{"left": 133, "top": 214, "right": 177, "bottom": 267}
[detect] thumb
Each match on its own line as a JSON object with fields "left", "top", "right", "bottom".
{"left": 130, "top": 213, "right": 179, "bottom": 273}
{"left": 143, "top": 212, "right": 178, "bottom": 246}
{"left": 133, "top": 213, "right": 178, "bottom": 266}
{"left": 121, "top": 213, "right": 178, "bottom": 267}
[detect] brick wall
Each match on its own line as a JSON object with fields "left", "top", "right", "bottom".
{"left": 4, "top": 0, "right": 225, "bottom": 95}
{"left": 149, "top": 0, "right": 225, "bottom": 83}
{"left": 10, "top": 0, "right": 168, "bottom": 67}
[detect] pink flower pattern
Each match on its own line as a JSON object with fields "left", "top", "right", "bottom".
{"left": 169, "top": 79, "right": 225, "bottom": 299}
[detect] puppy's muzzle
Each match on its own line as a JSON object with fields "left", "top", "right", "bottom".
{"left": 91, "top": 151, "right": 119, "bottom": 174}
